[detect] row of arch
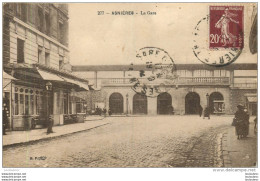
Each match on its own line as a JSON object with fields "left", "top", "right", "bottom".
{"left": 109, "top": 92, "right": 224, "bottom": 115}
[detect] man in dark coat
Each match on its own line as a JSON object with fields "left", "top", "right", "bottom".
{"left": 203, "top": 106, "right": 210, "bottom": 119}
{"left": 234, "top": 104, "right": 248, "bottom": 139}
{"left": 198, "top": 105, "right": 203, "bottom": 117}
{"left": 47, "top": 115, "right": 54, "bottom": 135}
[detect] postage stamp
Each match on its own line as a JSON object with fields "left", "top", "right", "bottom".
{"left": 209, "top": 6, "right": 244, "bottom": 49}
{"left": 192, "top": 14, "right": 243, "bottom": 67}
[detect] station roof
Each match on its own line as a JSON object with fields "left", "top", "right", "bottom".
{"left": 72, "top": 63, "right": 257, "bottom": 72}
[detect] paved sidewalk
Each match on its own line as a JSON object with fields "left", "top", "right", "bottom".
{"left": 221, "top": 117, "right": 257, "bottom": 167}
{"left": 3, "top": 116, "right": 109, "bottom": 147}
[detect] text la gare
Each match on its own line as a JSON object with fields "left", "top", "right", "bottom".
{"left": 141, "top": 11, "right": 156, "bottom": 15}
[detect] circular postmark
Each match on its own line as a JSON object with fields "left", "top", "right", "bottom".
{"left": 193, "top": 7, "right": 244, "bottom": 67}
{"left": 128, "top": 47, "right": 178, "bottom": 97}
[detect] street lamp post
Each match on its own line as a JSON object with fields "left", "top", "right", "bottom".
{"left": 46, "top": 81, "right": 54, "bottom": 134}
{"left": 206, "top": 93, "right": 209, "bottom": 108}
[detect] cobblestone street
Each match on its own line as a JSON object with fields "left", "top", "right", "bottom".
{"left": 3, "top": 116, "right": 242, "bottom": 167}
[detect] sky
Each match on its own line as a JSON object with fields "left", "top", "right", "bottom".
{"left": 68, "top": 3, "right": 257, "bottom": 66}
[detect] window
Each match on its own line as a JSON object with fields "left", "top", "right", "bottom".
{"left": 16, "top": 4, "right": 22, "bottom": 18}
{"left": 38, "top": 46, "right": 43, "bottom": 63}
{"left": 30, "top": 95, "right": 34, "bottom": 115}
{"left": 76, "top": 103, "right": 82, "bottom": 113}
{"left": 14, "top": 87, "right": 43, "bottom": 116}
{"left": 64, "top": 93, "right": 68, "bottom": 114}
{"left": 38, "top": 7, "right": 44, "bottom": 32}
{"left": 69, "top": 97, "right": 72, "bottom": 114}
{"left": 17, "top": 39, "right": 24, "bottom": 63}
{"left": 59, "top": 56, "right": 64, "bottom": 70}
{"left": 15, "top": 93, "right": 19, "bottom": 115}
{"left": 21, "top": 4, "right": 27, "bottom": 22}
{"left": 19, "top": 94, "right": 24, "bottom": 115}
{"left": 45, "top": 13, "right": 50, "bottom": 35}
{"left": 59, "top": 22, "right": 64, "bottom": 44}
{"left": 25, "top": 95, "right": 29, "bottom": 115}
{"left": 28, "top": 4, "right": 35, "bottom": 25}
{"left": 35, "top": 95, "right": 43, "bottom": 115}
{"left": 45, "top": 52, "right": 50, "bottom": 66}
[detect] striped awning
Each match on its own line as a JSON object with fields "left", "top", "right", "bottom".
{"left": 63, "top": 77, "right": 89, "bottom": 91}
{"left": 37, "top": 69, "right": 64, "bottom": 81}
{"left": 3, "top": 72, "right": 16, "bottom": 80}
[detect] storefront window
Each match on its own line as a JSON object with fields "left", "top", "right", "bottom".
{"left": 25, "top": 95, "right": 29, "bottom": 115}
{"left": 69, "top": 96, "right": 72, "bottom": 114}
{"left": 19, "top": 94, "right": 24, "bottom": 115}
{"left": 213, "top": 101, "right": 225, "bottom": 113}
{"left": 14, "top": 86, "right": 43, "bottom": 116}
{"left": 36, "top": 95, "right": 43, "bottom": 115}
{"left": 15, "top": 93, "right": 19, "bottom": 115}
{"left": 76, "top": 102, "right": 82, "bottom": 113}
{"left": 30, "top": 95, "right": 34, "bottom": 115}
{"left": 64, "top": 93, "right": 68, "bottom": 114}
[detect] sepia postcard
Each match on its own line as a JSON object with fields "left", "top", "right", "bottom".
{"left": 1, "top": 2, "right": 258, "bottom": 181}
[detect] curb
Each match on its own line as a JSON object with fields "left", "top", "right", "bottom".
{"left": 3, "top": 122, "right": 110, "bottom": 149}
{"left": 221, "top": 130, "right": 232, "bottom": 167}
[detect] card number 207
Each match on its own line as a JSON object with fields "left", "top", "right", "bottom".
{"left": 98, "top": 11, "right": 104, "bottom": 15}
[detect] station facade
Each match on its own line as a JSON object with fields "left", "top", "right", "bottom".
{"left": 72, "top": 63, "right": 257, "bottom": 116}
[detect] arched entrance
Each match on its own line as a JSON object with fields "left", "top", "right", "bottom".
{"left": 133, "top": 93, "right": 147, "bottom": 114}
{"left": 185, "top": 92, "right": 200, "bottom": 114}
{"left": 209, "top": 92, "right": 224, "bottom": 113}
{"left": 109, "top": 93, "right": 123, "bottom": 114}
{"left": 157, "top": 92, "right": 172, "bottom": 114}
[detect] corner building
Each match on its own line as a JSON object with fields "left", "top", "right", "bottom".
{"left": 3, "top": 3, "right": 89, "bottom": 131}
{"left": 72, "top": 63, "right": 257, "bottom": 116}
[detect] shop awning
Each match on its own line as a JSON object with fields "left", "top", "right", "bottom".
{"left": 37, "top": 69, "right": 64, "bottom": 81}
{"left": 247, "top": 97, "right": 257, "bottom": 103}
{"left": 63, "top": 77, "right": 89, "bottom": 91}
{"left": 3, "top": 72, "right": 16, "bottom": 80}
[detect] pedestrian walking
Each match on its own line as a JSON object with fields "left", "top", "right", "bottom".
{"left": 108, "top": 108, "right": 112, "bottom": 116}
{"left": 203, "top": 106, "right": 210, "bottom": 119}
{"left": 103, "top": 108, "right": 107, "bottom": 117}
{"left": 198, "top": 104, "right": 203, "bottom": 117}
{"left": 244, "top": 108, "right": 250, "bottom": 137}
{"left": 2, "top": 99, "right": 9, "bottom": 135}
{"left": 234, "top": 104, "right": 248, "bottom": 139}
{"left": 254, "top": 117, "right": 257, "bottom": 133}
{"left": 47, "top": 115, "right": 54, "bottom": 135}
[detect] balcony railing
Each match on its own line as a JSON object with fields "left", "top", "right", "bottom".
{"left": 100, "top": 77, "right": 230, "bottom": 85}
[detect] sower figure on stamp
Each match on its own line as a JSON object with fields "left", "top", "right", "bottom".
{"left": 215, "top": 8, "right": 239, "bottom": 46}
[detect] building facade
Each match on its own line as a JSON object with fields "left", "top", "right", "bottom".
{"left": 72, "top": 63, "right": 257, "bottom": 116}
{"left": 3, "top": 3, "right": 89, "bottom": 131}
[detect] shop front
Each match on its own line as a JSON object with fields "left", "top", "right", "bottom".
{"left": 4, "top": 64, "right": 89, "bottom": 131}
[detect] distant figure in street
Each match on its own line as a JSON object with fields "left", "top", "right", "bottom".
{"left": 2, "top": 99, "right": 9, "bottom": 135}
{"left": 47, "top": 115, "right": 54, "bottom": 135}
{"left": 203, "top": 106, "right": 210, "bottom": 119}
{"left": 254, "top": 117, "right": 257, "bottom": 133}
{"left": 103, "top": 108, "right": 107, "bottom": 117}
{"left": 108, "top": 108, "right": 112, "bottom": 116}
{"left": 168, "top": 105, "right": 174, "bottom": 115}
{"left": 198, "top": 105, "right": 203, "bottom": 117}
{"left": 234, "top": 104, "right": 248, "bottom": 139}
{"left": 244, "top": 108, "right": 250, "bottom": 137}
